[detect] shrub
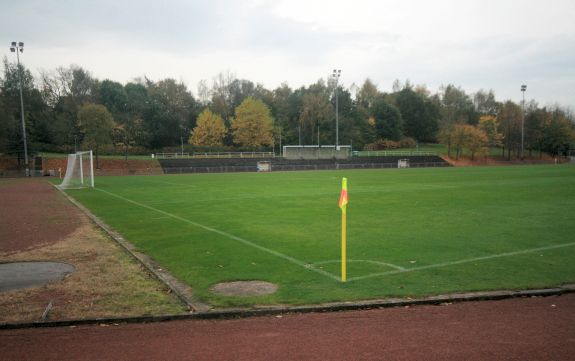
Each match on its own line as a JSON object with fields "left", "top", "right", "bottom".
{"left": 364, "top": 139, "right": 400, "bottom": 150}
{"left": 399, "top": 137, "right": 417, "bottom": 148}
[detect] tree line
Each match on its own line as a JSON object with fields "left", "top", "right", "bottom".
{"left": 1, "top": 59, "right": 573, "bottom": 164}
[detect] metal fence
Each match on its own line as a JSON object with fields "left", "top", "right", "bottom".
{"left": 355, "top": 150, "right": 437, "bottom": 157}
{"left": 161, "top": 161, "right": 450, "bottom": 174}
{"left": 154, "top": 152, "right": 274, "bottom": 159}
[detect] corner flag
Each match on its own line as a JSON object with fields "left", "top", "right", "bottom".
{"left": 339, "top": 178, "right": 348, "bottom": 282}
{"left": 339, "top": 178, "right": 348, "bottom": 209}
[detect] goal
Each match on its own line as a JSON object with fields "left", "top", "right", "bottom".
{"left": 398, "top": 159, "right": 410, "bottom": 168}
{"left": 257, "top": 161, "right": 272, "bottom": 172}
{"left": 59, "top": 150, "right": 95, "bottom": 189}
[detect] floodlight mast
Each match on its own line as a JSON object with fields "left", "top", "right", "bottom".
{"left": 332, "top": 69, "right": 341, "bottom": 148}
{"left": 10, "top": 41, "right": 29, "bottom": 175}
{"left": 521, "top": 84, "right": 527, "bottom": 160}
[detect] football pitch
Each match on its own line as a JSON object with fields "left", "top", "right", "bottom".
{"left": 65, "top": 165, "right": 575, "bottom": 307}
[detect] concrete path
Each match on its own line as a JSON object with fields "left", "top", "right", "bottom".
{"left": 0, "top": 262, "right": 75, "bottom": 292}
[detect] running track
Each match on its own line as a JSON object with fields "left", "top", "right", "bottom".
{"left": 2, "top": 293, "right": 574, "bottom": 360}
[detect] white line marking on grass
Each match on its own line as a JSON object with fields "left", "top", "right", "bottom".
{"left": 348, "top": 241, "right": 575, "bottom": 282}
{"left": 315, "top": 259, "right": 406, "bottom": 271}
{"left": 96, "top": 188, "right": 340, "bottom": 282}
{"left": 143, "top": 179, "right": 197, "bottom": 188}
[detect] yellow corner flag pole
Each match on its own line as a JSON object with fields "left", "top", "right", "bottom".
{"left": 339, "top": 177, "right": 348, "bottom": 282}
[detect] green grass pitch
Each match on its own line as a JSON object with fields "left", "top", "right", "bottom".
{"left": 65, "top": 165, "right": 575, "bottom": 307}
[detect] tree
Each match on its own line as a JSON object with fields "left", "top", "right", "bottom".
{"left": 113, "top": 116, "right": 146, "bottom": 161}
{"left": 465, "top": 125, "right": 488, "bottom": 160}
{"left": 371, "top": 96, "right": 402, "bottom": 140}
{"left": 98, "top": 79, "right": 128, "bottom": 120}
{"left": 231, "top": 97, "right": 273, "bottom": 149}
{"left": 440, "top": 84, "right": 477, "bottom": 126}
{"left": 474, "top": 89, "right": 500, "bottom": 116}
{"left": 189, "top": 109, "right": 227, "bottom": 147}
{"left": 299, "top": 93, "right": 332, "bottom": 145}
{"left": 77, "top": 104, "right": 116, "bottom": 168}
{"left": 498, "top": 101, "right": 522, "bottom": 159}
{"left": 197, "top": 79, "right": 210, "bottom": 105}
{"left": 525, "top": 106, "right": 548, "bottom": 156}
{"left": 210, "top": 71, "right": 236, "bottom": 124}
{"left": 143, "top": 78, "right": 198, "bottom": 148}
{"left": 357, "top": 78, "right": 379, "bottom": 111}
{"left": 38, "top": 65, "right": 97, "bottom": 151}
{"left": 1, "top": 57, "right": 51, "bottom": 157}
{"left": 271, "top": 83, "right": 292, "bottom": 138}
{"left": 0, "top": 97, "right": 17, "bottom": 154}
{"left": 451, "top": 124, "right": 467, "bottom": 160}
{"left": 438, "top": 124, "right": 455, "bottom": 158}
{"left": 395, "top": 88, "right": 438, "bottom": 142}
{"left": 541, "top": 109, "right": 575, "bottom": 156}
{"left": 478, "top": 115, "right": 503, "bottom": 150}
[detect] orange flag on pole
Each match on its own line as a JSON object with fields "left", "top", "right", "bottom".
{"left": 339, "top": 178, "right": 348, "bottom": 210}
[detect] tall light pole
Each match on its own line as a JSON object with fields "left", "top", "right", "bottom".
{"left": 521, "top": 84, "right": 527, "bottom": 160}
{"left": 332, "top": 69, "right": 341, "bottom": 148}
{"left": 10, "top": 41, "right": 28, "bottom": 175}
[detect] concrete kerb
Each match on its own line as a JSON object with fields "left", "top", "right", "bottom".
{"left": 13, "top": 183, "right": 568, "bottom": 331}
{"left": 1, "top": 284, "right": 574, "bottom": 330}
{"left": 52, "top": 184, "right": 210, "bottom": 313}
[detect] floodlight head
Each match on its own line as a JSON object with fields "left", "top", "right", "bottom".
{"left": 521, "top": 85, "right": 527, "bottom": 91}
{"left": 10, "top": 47, "right": 15, "bottom": 52}
{"left": 11, "top": 41, "right": 16, "bottom": 47}
{"left": 18, "top": 42, "right": 24, "bottom": 47}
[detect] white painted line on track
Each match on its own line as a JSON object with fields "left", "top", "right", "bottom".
{"left": 96, "top": 188, "right": 340, "bottom": 281}
{"left": 348, "top": 241, "right": 575, "bottom": 282}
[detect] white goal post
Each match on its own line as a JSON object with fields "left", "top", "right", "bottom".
{"left": 398, "top": 159, "right": 410, "bottom": 168}
{"left": 257, "top": 161, "right": 272, "bottom": 172}
{"left": 59, "top": 150, "right": 95, "bottom": 189}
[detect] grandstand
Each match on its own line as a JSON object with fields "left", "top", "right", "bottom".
{"left": 157, "top": 155, "right": 450, "bottom": 174}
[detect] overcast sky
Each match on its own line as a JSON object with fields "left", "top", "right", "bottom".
{"left": 1, "top": 0, "right": 574, "bottom": 109}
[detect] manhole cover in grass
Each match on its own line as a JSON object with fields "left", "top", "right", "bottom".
{"left": 211, "top": 281, "right": 278, "bottom": 297}
{"left": 0, "top": 261, "right": 75, "bottom": 292}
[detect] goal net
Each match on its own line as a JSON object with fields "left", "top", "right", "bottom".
{"left": 59, "top": 150, "right": 95, "bottom": 189}
{"left": 398, "top": 159, "right": 410, "bottom": 168}
{"left": 257, "top": 161, "right": 272, "bottom": 172}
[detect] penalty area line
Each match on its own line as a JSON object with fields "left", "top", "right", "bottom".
{"left": 347, "top": 241, "right": 575, "bottom": 282}
{"left": 95, "top": 188, "right": 340, "bottom": 282}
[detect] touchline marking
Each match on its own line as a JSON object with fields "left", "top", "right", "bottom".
{"left": 95, "top": 188, "right": 340, "bottom": 282}
{"left": 348, "top": 241, "right": 575, "bottom": 282}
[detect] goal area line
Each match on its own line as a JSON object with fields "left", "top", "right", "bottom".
{"left": 347, "top": 241, "right": 575, "bottom": 282}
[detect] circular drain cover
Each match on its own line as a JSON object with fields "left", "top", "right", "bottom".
{"left": 0, "top": 262, "right": 75, "bottom": 292}
{"left": 211, "top": 281, "right": 278, "bottom": 297}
